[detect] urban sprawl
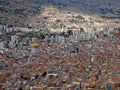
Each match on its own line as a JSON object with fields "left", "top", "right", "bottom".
{"left": 0, "top": 24, "right": 120, "bottom": 90}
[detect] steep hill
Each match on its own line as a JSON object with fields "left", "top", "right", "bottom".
{"left": 0, "top": 0, "right": 120, "bottom": 28}
{"left": 0, "top": 0, "right": 41, "bottom": 27}
{"left": 26, "top": 0, "right": 120, "bottom": 14}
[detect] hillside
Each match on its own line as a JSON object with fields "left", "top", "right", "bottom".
{"left": 0, "top": 0, "right": 120, "bottom": 28}
{"left": 28, "top": 5, "right": 119, "bottom": 29}
{"left": 0, "top": 0, "right": 41, "bottom": 27}
{"left": 26, "top": 0, "right": 120, "bottom": 14}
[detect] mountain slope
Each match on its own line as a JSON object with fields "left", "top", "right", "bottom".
{"left": 0, "top": 0, "right": 120, "bottom": 27}
{"left": 0, "top": 0, "right": 41, "bottom": 27}
{"left": 26, "top": 0, "right": 120, "bottom": 14}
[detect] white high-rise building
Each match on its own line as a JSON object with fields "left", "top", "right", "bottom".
{"left": 0, "top": 41, "right": 4, "bottom": 49}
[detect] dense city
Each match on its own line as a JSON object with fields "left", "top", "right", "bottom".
{"left": 0, "top": 24, "right": 120, "bottom": 90}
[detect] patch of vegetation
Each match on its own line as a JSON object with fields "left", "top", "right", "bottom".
{"left": 13, "top": 9, "right": 25, "bottom": 14}
{"left": 55, "top": 19, "right": 61, "bottom": 23}
{"left": 75, "top": 15, "right": 84, "bottom": 20}
{"left": 38, "top": 33, "right": 45, "bottom": 39}
{"left": 0, "top": 7, "right": 8, "bottom": 12}
{"left": 48, "top": 22, "right": 61, "bottom": 29}
{"left": 0, "top": 7, "right": 5, "bottom": 12}
{"left": 101, "top": 16, "right": 120, "bottom": 19}
{"left": 44, "top": 16, "right": 49, "bottom": 19}
{"left": 69, "top": 19, "right": 78, "bottom": 24}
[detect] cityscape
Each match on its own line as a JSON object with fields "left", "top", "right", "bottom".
{"left": 0, "top": 0, "right": 120, "bottom": 90}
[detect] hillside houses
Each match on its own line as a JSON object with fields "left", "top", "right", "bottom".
{"left": 0, "top": 23, "right": 120, "bottom": 90}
